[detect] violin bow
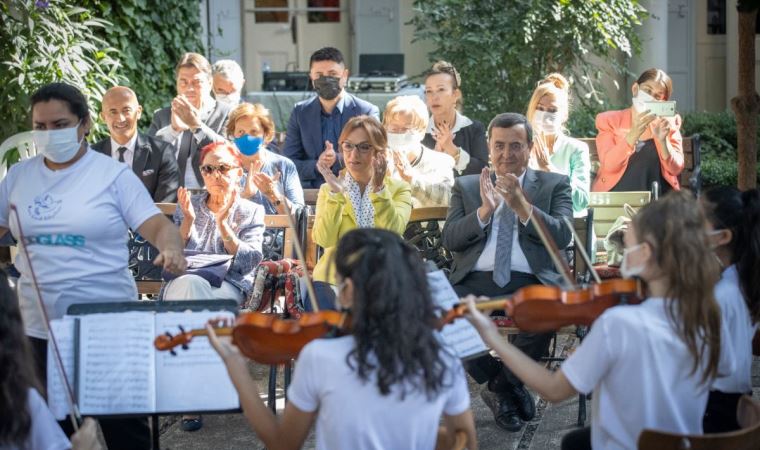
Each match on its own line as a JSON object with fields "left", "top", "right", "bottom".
{"left": 561, "top": 216, "right": 602, "bottom": 284}
{"left": 9, "top": 204, "right": 82, "bottom": 431}
{"left": 273, "top": 190, "right": 319, "bottom": 312}
{"left": 526, "top": 207, "right": 576, "bottom": 290}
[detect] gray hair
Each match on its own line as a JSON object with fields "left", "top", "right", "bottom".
{"left": 212, "top": 59, "right": 245, "bottom": 90}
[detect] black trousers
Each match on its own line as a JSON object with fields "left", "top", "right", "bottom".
{"left": 453, "top": 271, "right": 554, "bottom": 394}
{"left": 29, "top": 336, "right": 152, "bottom": 450}
{"left": 703, "top": 390, "right": 746, "bottom": 433}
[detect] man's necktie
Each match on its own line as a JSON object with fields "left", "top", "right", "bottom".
{"left": 117, "top": 146, "right": 127, "bottom": 163}
{"left": 493, "top": 205, "right": 516, "bottom": 288}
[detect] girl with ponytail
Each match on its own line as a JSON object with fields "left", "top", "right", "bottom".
{"left": 701, "top": 186, "right": 760, "bottom": 432}
{"left": 525, "top": 73, "right": 591, "bottom": 216}
{"left": 206, "top": 229, "right": 477, "bottom": 450}
{"left": 465, "top": 190, "right": 731, "bottom": 450}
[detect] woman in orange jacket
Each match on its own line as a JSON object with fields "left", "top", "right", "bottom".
{"left": 592, "top": 68, "right": 684, "bottom": 193}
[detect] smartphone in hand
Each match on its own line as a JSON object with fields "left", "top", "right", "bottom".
{"left": 643, "top": 101, "right": 676, "bottom": 117}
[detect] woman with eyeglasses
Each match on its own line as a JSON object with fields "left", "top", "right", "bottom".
{"left": 166, "top": 141, "right": 265, "bottom": 431}
{"left": 311, "top": 115, "right": 412, "bottom": 311}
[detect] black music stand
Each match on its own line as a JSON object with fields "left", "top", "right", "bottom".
{"left": 66, "top": 300, "right": 239, "bottom": 450}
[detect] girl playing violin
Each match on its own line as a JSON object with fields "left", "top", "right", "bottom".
{"left": 465, "top": 190, "right": 732, "bottom": 450}
{"left": 206, "top": 228, "right": 477, "bottom": 450}
{"left": 701, "top": 186, "right": 760, "bottom": 433}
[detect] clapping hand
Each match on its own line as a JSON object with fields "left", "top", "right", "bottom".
{"left": 370, "top": 151, "right": 387, "bottom": 193}
{"left": 432, "top": 120, "right": 458, "bottom": 158}
{"left": 477, "top": 168, "right": 497, "bottom": 223}
{"left": 391, "top": 149, "right": 414, "bottom": 183}
{"left": 317, "top": 141, "right": 337, "bottom": 168}
{"left": 178, "top": 187, "right": 196, "bottom": 222}
{"left": 215, "top": 190, "right": 237, "bottom": 225}
{"left": 317, "top": 161, "right": 344, "bottom": 193}
{"left": 171, "top": 95, "right": 201, "bottom": 130}
{"left": 243, "top": 159, "right": 265, "bottom": 198}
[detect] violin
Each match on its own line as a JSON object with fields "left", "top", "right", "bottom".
{"left": 155, "top": 310, "right": 350, "bottom": 365}
{"left": 439, "top": 214, "right": 644, "bottom": 333}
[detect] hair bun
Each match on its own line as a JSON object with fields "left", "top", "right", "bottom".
{"left": 541, "top": 73, "right": 569, "bottom": 92}
{"left": 431, "top": 60, "right": 462, "bottom": 89}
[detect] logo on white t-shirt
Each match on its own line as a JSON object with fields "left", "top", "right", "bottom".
{"left": 28, "top": 193, "right": 62, "bottom": 220}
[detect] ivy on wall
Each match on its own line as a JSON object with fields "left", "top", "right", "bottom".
{"left": 81, "top": 0, "right": 205, "bottom": 131}
{"left": 0, "top": 0, "right": 121, "bottom": 151}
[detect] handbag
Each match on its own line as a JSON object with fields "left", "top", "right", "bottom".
{"left": 603, "top": 204, "right": 637, "bottom": 267}
{"left": 162, "top": 251, "right": 233, "bottom": 288}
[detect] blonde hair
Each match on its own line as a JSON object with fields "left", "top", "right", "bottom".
{"left": 632, "top": 190, "right": 722, "bottom": 384}
{"left": 382, "top": 96, "right": 429, "bottom": 133}
{"left": 226, "top": 103, "right": 276, "bottom": 143}
{"left": 526, "top": 73, "right": 570, "bottom": 125}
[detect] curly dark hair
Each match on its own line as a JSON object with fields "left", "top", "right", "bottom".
{"left": 334, "top": 228, "right": 452, "bottom": 399}
{"left": 0, "top": 269, "right": 41, "bottom": 446}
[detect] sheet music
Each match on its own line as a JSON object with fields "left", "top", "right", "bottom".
{"left": 77, "top": 312, "right": 156, "bottom": 414}
{"left": 428, "top": 270, "right": 489, "bottom": 359}
{"left": 47, "top": 316, "right": 76, "bottom": 420}
{"left": 154, "top": 310, "right": 238, "bottom": 413}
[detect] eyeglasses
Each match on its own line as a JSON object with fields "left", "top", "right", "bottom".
{"left": 340, "top": 141, "right": 375, "bottom": 154}
{"left": 200, "top": 164, "right": 238, "bottom": 176}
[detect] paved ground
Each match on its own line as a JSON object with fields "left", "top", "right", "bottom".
{"left": 158, "top": 334, "right": 760, "bottom": 450}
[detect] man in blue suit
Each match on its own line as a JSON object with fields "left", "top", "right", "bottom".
{"left": 282, "top": 47, "right": 380, "bottom": 188}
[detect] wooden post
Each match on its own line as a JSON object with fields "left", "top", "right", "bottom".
{"left": 731, "top": 3, "right": 760, "bottom": 190}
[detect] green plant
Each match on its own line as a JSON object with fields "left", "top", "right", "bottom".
{"left": 410, "top": 0, "right": 646, "bottom": 125}
{"left": 681, "top": 110, "right": 760, "bottom": 187}
{"left": 81, "top": 0, "right": 204, "bottom": 130}
{"left": 0, "top": 0, "right": 121, "bottom": 160}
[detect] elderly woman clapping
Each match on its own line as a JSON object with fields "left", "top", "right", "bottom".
{"left": 163, "top": 142, "right": 265, "bottom": 305}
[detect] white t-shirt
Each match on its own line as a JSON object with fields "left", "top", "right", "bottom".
{"left": 287, "top": 336, "right": 470, "bottom": 450}
{"left": 1, "top": 388, "right": 71, "bottom": 450}
{"left": 0, "top": 150, "right": 160, "bottom": 338}
{"left": 561, "top": 297, "right": 735, "bottom": 450}
{"left": 712, "top": 265, "right": 756, "bottom": 393}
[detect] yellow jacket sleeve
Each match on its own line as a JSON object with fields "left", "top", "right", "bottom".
{"left": 369, "top": 177, "right": 412, "bottom": 235}
{"left": 313, "top": 184, "right": 347, "bottom": 249}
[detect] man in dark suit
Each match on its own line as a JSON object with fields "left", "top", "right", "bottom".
{"left": 442, "top": 112, "right": 573, "bottom": 432}
{"left": 148, "top": 52, "right": 231, "bottom": 190}
{"left": 282, "top": 47, "right": 380, "bottom": 188}
{"left": 92, "top": 86, "right": 179, "bottom": 202}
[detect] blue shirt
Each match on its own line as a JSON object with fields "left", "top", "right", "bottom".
{"left": 320, "top": 95, "right": 346, "bottom": 153}
{"left": 240, "top": 149, "right": 305, "bottom": 214}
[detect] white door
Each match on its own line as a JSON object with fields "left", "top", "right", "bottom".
{"left": 243, "top": 0, "right": 351, "bottom": 92}
{"left": 667, "top": 0, "right": 696, "bottom": 111}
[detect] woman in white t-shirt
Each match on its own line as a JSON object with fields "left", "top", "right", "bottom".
{"left": 206, "top": 228, "right": 477, "bottom": 450}
{"left": 465, "top": 190, "right": 731, "bottom": 450}
{"left": 0, "top": 83, "right": 186, "bottom": 449}
{"left": 701, "top": 186, "right": 760, "bottom": 432}
{"left": 0, "top": 269, "right": 99, "bottom": 450}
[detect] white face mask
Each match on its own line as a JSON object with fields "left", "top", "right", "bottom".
{"left": 386, "top": 131, "right": 424, "bottom": 155}
{"left": 532, "top": 110, "right": 561, "bottom": 135}
{"left": 620, "top": 243, "right": 646, "bottom": 279}
{"left": 33, "top": 122, "right": 84, "bottom": 164}
{"left": 632, "top": 89, "right": 656, "bottom": 111}
{"left": 215, "top": 92, "right": 241, "bottom": 105}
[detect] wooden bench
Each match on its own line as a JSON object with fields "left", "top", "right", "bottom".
{"left": 580, "top": 134, "right": 702, "bottom": 194}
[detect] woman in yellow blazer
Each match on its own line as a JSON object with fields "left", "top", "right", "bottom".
{"left": 310, "top": 115, "right": 412, "bottom": 310}
{"left": 592, "top": 68, "right": 684, "bottom": 193}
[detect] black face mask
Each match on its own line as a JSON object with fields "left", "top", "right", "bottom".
{"left": 313, "top": 75, "right": 342, "bottom": 100}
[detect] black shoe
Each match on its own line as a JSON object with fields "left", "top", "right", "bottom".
{"left": 181, "top": 415, "right": 203, "bottom": 432}
{"left": 509, "top": 385, "right": 536, "bottom": 422}
{"left": 481, "top": 389, "right": 523, "bottom": 432}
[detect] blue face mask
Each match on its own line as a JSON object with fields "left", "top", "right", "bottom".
{"left": 234, "top": 135, "right": 264, "bottom": 156}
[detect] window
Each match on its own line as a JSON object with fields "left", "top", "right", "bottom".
{"left": 255, "top": 0, "right": 288, "bottom": 23}
{"left": 307, "top": 0, "right": 340, "bottom": 23}
{"left": 707, "top": 0, "right": 726, "bottom": 34}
